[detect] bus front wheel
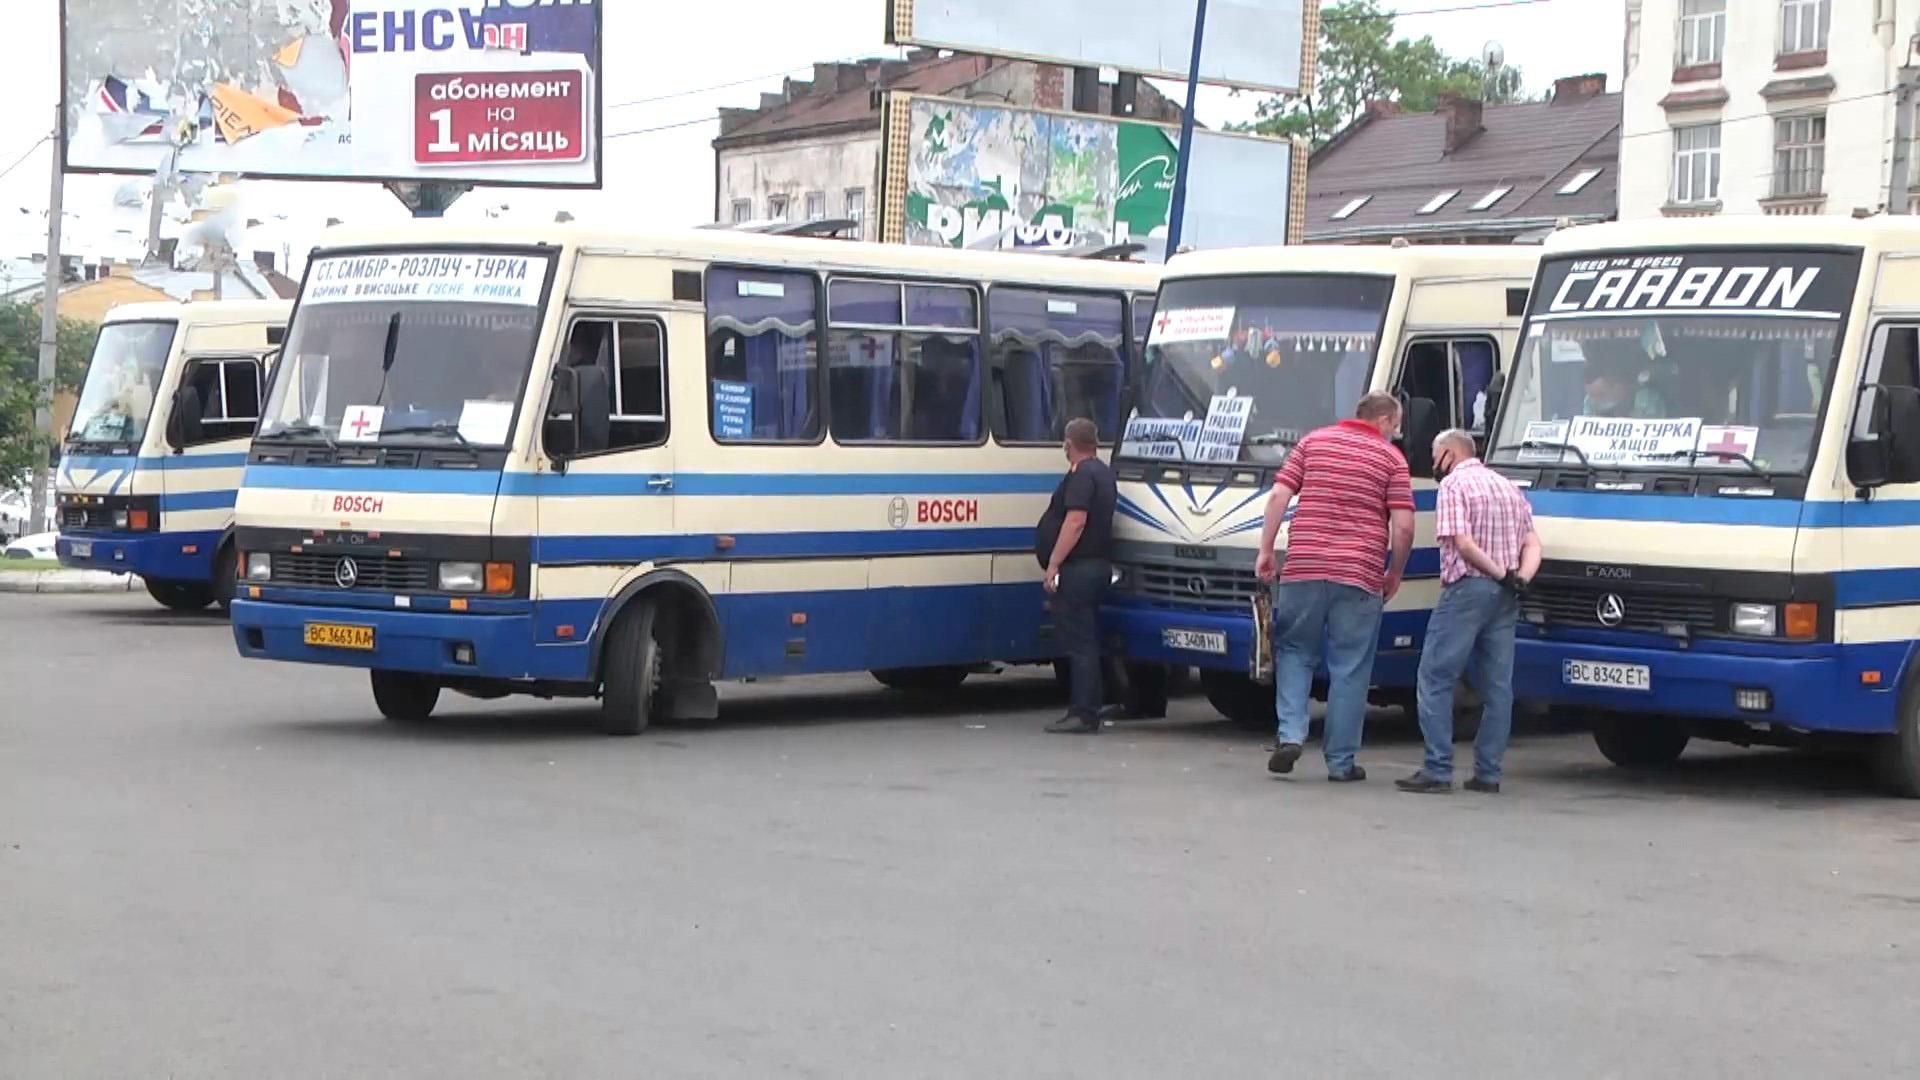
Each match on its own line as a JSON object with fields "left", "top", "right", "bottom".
{"left": 1199, "top": 670, "right": 1277, "bottom": 731}
{"left": 1591, "top": 715, "right": 1689, "bottom": 768}
{"left": 1870, "top": 678, "right": 1920, "bottom": 798}
{"left": 603, "top": 602, "right": 663, "bottom": 736}
{"left": 144, "top": 579, "right": 213, "bottom": 612}
{"left": 371, "top": 670, "right": 440, "bottom": 723}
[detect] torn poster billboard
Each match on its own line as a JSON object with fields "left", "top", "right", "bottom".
{"left": 882, "top": 94, "right": 1300, "bottom": 260}
{"left": 59, "top": 0, "right": 601, "bottom": 187}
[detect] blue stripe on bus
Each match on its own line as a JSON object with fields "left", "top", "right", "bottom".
{"left": 532, "top": 527, "right": 1039, "bottom": 564}
{"left": 1523, "top": 490, "right": 1920, "bottom": 530}
{"left": 161, "top": 490, "right": 237, "bottom": 512}
{"left": 241, "top": 467, "right": 1067, "bottom": 499}
{"left": 241, "top": 466, "right": 506, "bottom": 495}
{"left": 64, "top": 453, "right": 249, "bottom": 473}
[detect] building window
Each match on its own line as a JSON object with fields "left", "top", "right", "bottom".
{"left": 1468, "top": 186, "right": 1511, "bottom": 211}
{"left": 730, "top": 199, "right": 752, "bottom": 224}
{"left": 1678, "top": 0, "right": 1725, "bottom": 66}
{"left": 1330, "top": 195, "right": 1371, "bottom": 220}
{"left": 1558, "top": 168, "right": 1603, "bottom": 195}
{"left": 1780, "top": 0, "right": 1829, "bottom": 55}
{"left": 767, "top": 194, "right": 790, "bottom": 221}
{"left": 1671, "top": 123, "right": 1721, "bottom": 205}
{"left": 706, "top": 267, "right": 822, "bottom": 443}
{"left": 804, "top": 190, "right": 826, "bottom": 221}
{"left": 1773, "top": 113, "right": 1825, "bottom": 197}
{"left": 845, "top": 188, "right": 866, "bottom": 228}
{"left": 826, "top": 279, "right": 982, "bottom": 443}
{"left": 1416, "top": 190, "right": 1458, "bottom": 215}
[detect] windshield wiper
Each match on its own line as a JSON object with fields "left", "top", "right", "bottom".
{"left": 259, "top": 421, "right": 338, "bottom": 451}
{"left": 381, "top": 421, "right": 479, "bottom": 455}
{"left": 1641, "top": 448, "right": 1772, "bottom": 477}
{"left": 1493, "top": 439, "right": 1591, "bottom": 469}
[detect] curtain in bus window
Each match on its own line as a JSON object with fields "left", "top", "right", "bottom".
{"left": 991, "top": 289, "right": 1124, "bottom": 442}
{"left": 906, "top": 286, "right": 980, "bottom": 441}
{"left": 1456, "top": 340, "right": 1495, "bottom": 431}
{"left": 707, "top": 268, "right": 819, "bottom": 441}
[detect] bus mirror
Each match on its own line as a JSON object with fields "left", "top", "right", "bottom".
{"left": 1483, "top": 371, "right": 1507, "bottom": 434}
{"left": 1400, "top": 395, "right": 1441, "bottom": 477}
{"left": 167, "top": 385, "right": 203, "bottom": 449}
{"left": 1849, "top": 384, "right": 1894, "bottom": 488}
{"left": 574, "top": 365, "right": 611, "bottom": 453}
{"left": 544, "top": 367, "right": 581, "bottom": 459}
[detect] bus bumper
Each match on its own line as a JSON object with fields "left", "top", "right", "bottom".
{"left": 1514, "top": 629, "right": 1908, "bottom": 735}
{"left": 230, "top": 596, "right": 590, "bottom": 683}
{"left": 1102, "top": 596, "right": 1426, "bottom": 688}
{"left": 56, "top": 529, "right": 220, "bottom": 581}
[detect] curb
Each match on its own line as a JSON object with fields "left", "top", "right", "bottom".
{"left": 0, "top": 571, "right": 140, "bottom": 595}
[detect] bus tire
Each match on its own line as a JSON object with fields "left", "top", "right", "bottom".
{"left": 1199, "top": 669, "right": 1277, "bottom": 731}
{"left": 212, "top": 543, "right": 237, "bottom": 614}
{"left": 1121, "top": 662, "right": 1171, "bottom": 719}
{"left": 145, "top": 579, "right": 213, "bottom": 612}
{"left": 371, "top": 670, "right": 440, "bottom": 723}
{"left": 1591, "top": 715, "right": 1689, "bottom": 768}
{"left": 1870, "top": 677, "right": 1920, "bottom": 798}
{"left": 603, "top": 601, "right": 663, "bottom": 737}
{"left": 872, "top": 666, "right": 969, "bottom": 692}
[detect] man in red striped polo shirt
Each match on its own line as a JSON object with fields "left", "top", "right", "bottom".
{"left": 1255, "top": 392, "right": 1417, "bottom": 782}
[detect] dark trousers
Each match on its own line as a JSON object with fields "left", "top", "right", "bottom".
{"left": 1051, "top": 559, "right": 1111, "bottom": 720}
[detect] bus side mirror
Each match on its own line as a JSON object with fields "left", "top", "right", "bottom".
{"left": 1483, "top": 371, "right": 1507, "bottom": 436}
{"left": 1849, "top": 432, "right": 1891, "bottom": 489}
{"left": 1399, "top": 395, "right": 1441, "bottom": 477}
{"left": 166, "top": 385, "right": 203, "bottom": 450}
{"left": 544, "top": 365, "right": 612, "bottom": 462}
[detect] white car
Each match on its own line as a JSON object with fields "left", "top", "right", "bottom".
{"left": 3, "top": 532, "right": 56, "bottom": 560}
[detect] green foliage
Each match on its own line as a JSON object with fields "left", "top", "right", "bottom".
{"left": 1240, "top": 0, "right": 1532, "bottom": 150}
{"left": 0, "top": 299, "right": 97, "bottom": 493}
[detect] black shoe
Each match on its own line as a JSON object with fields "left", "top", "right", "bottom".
{"left": 1395, "top": 772, "right": 1454, "bottom": 794}
{"left": 1046, "top": 714, "right": 1100, "bottom": 735}
{"left": 1464, "top": 776, "right": 1501, "bottom": 794}
{"left": 1096, "top": 704, "right": 1129, "bottom": 722}
{"left": 1326, "top": 765, "right": 1368, "bottom": 783}
{"left": 1267, "top": 742, "right": 1304, "bottom": 774}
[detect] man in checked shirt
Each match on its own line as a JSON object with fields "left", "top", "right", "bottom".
{"left": 1397, "top": 429, "right": 1542, "bottom": 795}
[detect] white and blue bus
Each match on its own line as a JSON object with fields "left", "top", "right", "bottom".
{"left": 1100, "top": 245, "right": 1540, "bottom": 724}
{"left": 228, "top": 224, "right": 1159, "bottom": 730}
{"left": 1487, "top": 216, "right": 1920, "bottom": 795}
{"left": 56, "top": 300, "right": 290, "bottom": 610}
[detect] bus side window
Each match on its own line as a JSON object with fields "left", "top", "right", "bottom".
{"left": 1861, "top": 324, "right": 1920, "bottom": 483}
{"left": 706, "top": 267, "right": 822, "bottom": 443}
{"left": 179, "top": 357, "right": 263, "bottom": 444}
{"left": 567, "top": 318, "right": 668, "bottom": 452}
{"left": 827, "top": 279, "right": 982, "bottom": 444}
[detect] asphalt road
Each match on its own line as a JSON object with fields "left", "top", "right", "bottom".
{"left": 4, "top": 592, "right": 1920, "bottom": 1078}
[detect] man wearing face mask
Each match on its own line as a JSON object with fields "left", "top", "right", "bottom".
{"left": 1397, "top": 430, "right": 1542, "bottom": 795}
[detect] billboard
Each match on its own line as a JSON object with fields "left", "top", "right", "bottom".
{"left": 59, "top": 0, "right": 602, "bottom": 188}
{"left": 878, "top": 94, "right": 1302, "bottom": 260}
{"left": 888, "top": 0, "right": 1318, "bottom": 95}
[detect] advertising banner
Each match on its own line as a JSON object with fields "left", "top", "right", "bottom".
{"left": 60, "top": 0, "right": 601, "bottom": 187}
{"left": 886, "top": 95, "right": 1297, "bottom": 259}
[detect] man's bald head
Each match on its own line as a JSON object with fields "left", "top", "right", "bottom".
{"left": 1433, "top": 429, "right": 1477, "bottom": 458}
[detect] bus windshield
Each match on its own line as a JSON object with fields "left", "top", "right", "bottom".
{"left": 1122, "top": 274, "right": 1392, "bottom": 464}
{"left": 258, "top": 251, "right": 551, "bottom": 449}
{"left": 1491, "top": 249, "right": 1862, "bottom": 476}
{"left": 67, "top": 321, "right": 177, "bottom": 447}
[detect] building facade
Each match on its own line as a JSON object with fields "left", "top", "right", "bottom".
{"left": 712, "top": 51, "right": 1181, "bottom": 240}
{"left": 1622, "top": 0, "right": 1919, "bottom": 219}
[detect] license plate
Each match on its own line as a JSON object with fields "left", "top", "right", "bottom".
{"left": 1164, "top": 628, "right": 1228, "bottom": 655}
{"left": 304, "top": 622, "right": 376, "bottom": 650}
{"left": 69, "top": 541, "right": 92, "bottom": 558}
{"left": 1562, "top": 659, "right": 1651, "bottom": 691}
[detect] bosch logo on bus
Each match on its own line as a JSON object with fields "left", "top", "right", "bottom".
{"left": 332, "top": 495, "right": 386, "bottom": 515}
{"left": 917, "top": 498, "right": 979, "bottom": 524}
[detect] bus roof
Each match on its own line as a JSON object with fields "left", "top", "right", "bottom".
{"left": 308, "top": 221, "right": 1163, "bottom": 292}
{"left": 1543, "top": 214, "right": 1920, "bottom": 256}
{"left": 1158, "top": 243, "right": 1540, "bottom": 283}
{"left": 102, "top": 298, "right": 291, "bottom": 326}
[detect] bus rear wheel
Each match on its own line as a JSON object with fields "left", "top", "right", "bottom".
{"left": 603, "top": 602, "right": 663, "bottom": 736}
{"left": 1591, "top": 715, "right": 1689, "bottom": 768}
{"left": 371, "top": 670, "right": 440, "bottom": 723}
{"left": 1870, "top": 678, "right": 1920, "bottom": 798}
{"left": 212, "top": 545, "right": 237, "bottom": 614}
{"left": 145, "top": 579, "right": 213, "bottom": 612}
{"left": 1199, "top": 670, "right": 1277, "bottom": 731}
{"left": 872, "top": 666, "right": 970, "bottom": 692}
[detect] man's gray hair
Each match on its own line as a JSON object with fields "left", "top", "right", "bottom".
{"left": 1433, "top": 428, "right": 1478, "bottom": 456}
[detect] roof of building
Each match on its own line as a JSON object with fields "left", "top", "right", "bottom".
{"left": 714, "top": 53, "right": 999, "bottom": 147}
{"left": 1306, "top": 82, "right": 1620, "bottom": 243}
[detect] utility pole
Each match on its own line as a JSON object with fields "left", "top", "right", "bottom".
{"left": 30, "top": 103, "right": 65, "bottom": 537}
{"left": 1163, "top": 0, "right": 1208, "bottom": 257}
{"left": 1890, "top": 67, "right": 1919, "bottom": 213}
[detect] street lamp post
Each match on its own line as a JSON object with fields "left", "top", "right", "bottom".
{"left": 1163, "top": 0, "right": 1209, "bottom": 257}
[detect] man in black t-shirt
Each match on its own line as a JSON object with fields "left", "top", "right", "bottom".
{"left": 1036, "top": 417, "right": 1117, "bottom": 734}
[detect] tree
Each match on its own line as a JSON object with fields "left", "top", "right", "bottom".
{"left": 1243, "top": 0, "right": 1531, "bottom": 150}
{"left": 0, "top": 299, "right": 96, "bottom": 496}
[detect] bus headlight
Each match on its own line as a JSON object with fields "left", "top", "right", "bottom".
{"left": 1731, "top": 603, "right": 1777, "bottom": 637}
{"left": 438, "top": 561, "right": 484, "bottom": 593}
{"left": 112, "top": 510, "right": 129, "bottom": 529}
{"left": 245, "top": 553, "right": 273, "bottom": 581}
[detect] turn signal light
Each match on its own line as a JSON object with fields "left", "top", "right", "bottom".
{"left": 1784, "top": 602, "right": 1818, "bottom": 640}
{"left": 484, "top": 562, "right": 515, "bottom": 594}
{"left": 127, "top": 509, "right": 151, "bottom": 531}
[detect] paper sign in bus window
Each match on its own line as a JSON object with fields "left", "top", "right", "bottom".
{"left": 1567, "top": 416, "right": 1702, "bottom": 466}
{"left": 1195, "top": 393, "right": 1253, "bottom": 463}
{"left": 339, "top": 404, "right": 385, "bottom": 443}
{"left": 1121, "top": 416, "right": 1203, "bottom": 460}
{"left": 1148, "top": 307, "right": 1235, "bottom": 346}
{"left": 713, "top": 380, "right": 754, "bottom": 440}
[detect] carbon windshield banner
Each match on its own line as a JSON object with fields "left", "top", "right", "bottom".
{"left": 61, "top": 0, "right": 601, "bottom": 187}
{"left": 1533, "top": 249, "right": 1862, "bottom": 321}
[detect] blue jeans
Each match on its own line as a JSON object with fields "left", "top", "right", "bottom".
{"left": 1416, "top": 577, "right": 1519, "bottom": 783}
{"left": 1273, "top": 580, "right": 1384, "bottom": 774}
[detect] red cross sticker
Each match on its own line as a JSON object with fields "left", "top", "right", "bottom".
{"left": 860, "top": 337, "right": 881, "bottom": 361}
{"left": 1155, "top": 311, "right": 1174, "bottom": 335}
{"left": 1704, "top": 429, "right": 1748, "bottom": 458}
{"left": 347, "top": 413, "right": 376, "bottom": 438}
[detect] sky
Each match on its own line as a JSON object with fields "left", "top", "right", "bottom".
{"left": 0, "top": 0, "right": 1624, "bottom": 270}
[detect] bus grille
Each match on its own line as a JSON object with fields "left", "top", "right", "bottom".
{"left": 1522, "top": 585, "right": 1717, "bottom": 635}
{"left": 1130, "top": 560, "right": 1262, "bottom": 613}
{"left": 273, "top": 552, "right": 434, "bottom": 592}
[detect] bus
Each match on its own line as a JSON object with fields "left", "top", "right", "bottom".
{"left": 228, "top": 224, "right": 1160, "bottom": 731}
{"left": 1486, "top": 216, "right": 1920, "bottom": 796}
{"left": 1100, "top": 244, "right": 1540, "bottom": 725}
{"left": 56, "top": 299, "right": 290, "bottom": 611}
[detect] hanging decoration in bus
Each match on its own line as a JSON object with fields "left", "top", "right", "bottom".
{"left": 61, "top": 0, "right": 602, "bottom": 188}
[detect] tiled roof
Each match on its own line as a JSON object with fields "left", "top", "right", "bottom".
{"left": 1306, "top": 92, "right": 1620, "bottom": 241}
{"left": 714, "top": 54, "right": 995, "bottom": 146}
